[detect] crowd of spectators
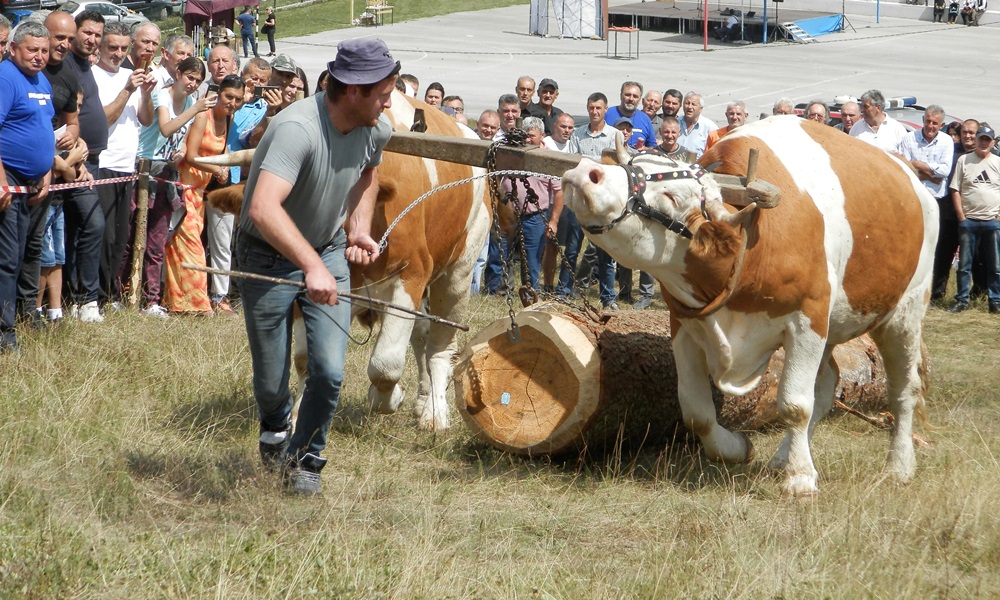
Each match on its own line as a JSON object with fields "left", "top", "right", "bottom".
{"left": 2, "top": 16, "right": 998, "bottom": 352}
{"left": 0, "top": 12, "right": 312, "bottom": 352}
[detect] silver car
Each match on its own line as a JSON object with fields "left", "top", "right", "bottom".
{"left": 61, "top": 0, "right": 149, "bottom": 27}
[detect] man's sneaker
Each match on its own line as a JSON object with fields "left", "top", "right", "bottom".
{"left": 66, "top": 304, "right": 79, "bottom": 319}
{"left": 284, "top": 453, "right": 327, "bottom": 495}
{"left": 18, "top": 307, "right": 46, "bottom": 329}
{"left": 947, "top": 302, "right": 970, "bottom": 313}
{"left": 603, "top": 301, "right": 620, "bottom": 311}
{"left": 141, "top": 304, "right": 170, "bottom": 319}
{"left": 259, "top": 424, "right": 290, "bottom": 471}
{"left": 79, "top": 301, "right": 104, "bottom": 323}
{"left": 633, "top": 296, "right": 653, "bottom": 310}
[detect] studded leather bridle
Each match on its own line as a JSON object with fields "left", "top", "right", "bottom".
{"left": 581, "top": 161, "right": 709, "bottom": 239}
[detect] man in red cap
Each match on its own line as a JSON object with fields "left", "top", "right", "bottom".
{"left": 237, "top": 38, "right": 400, "bottom": 495}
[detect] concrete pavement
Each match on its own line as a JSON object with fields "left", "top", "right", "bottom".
{"left": 272, "top": 1, "right": 998, "bottom": 126}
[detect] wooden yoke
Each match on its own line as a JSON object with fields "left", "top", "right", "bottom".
{"left": 383, "top": 131, "right": 781, "bottom": 208}
{"left": 383, "top": 131, "right": 583, "bottom": 177}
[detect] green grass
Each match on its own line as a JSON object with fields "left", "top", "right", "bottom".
{"left": 1, "top": 289, "right": 999, "bottom": 597}
{"left": 154, "top": 0, "right": 530, "bottom": 40}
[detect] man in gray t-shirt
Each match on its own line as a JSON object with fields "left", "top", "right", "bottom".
{"left": 236, "top": 38, "right": 401, "bottom": 495}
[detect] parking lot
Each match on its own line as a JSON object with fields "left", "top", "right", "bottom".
{"left": 271, "top": 0, "right": 998, "bottom": 127}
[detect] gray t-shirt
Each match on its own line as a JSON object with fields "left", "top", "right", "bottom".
{"left": 240, "top": 92, "right": 392, "bottom": 247}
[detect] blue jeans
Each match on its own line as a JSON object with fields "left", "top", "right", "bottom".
{"left": 556, "top": 209, "right": 583, "bottom": 296}
{"left": 63, "top": 158, "right": 105, "bottom": 304}
{"left": 956, "top": 218, "right": 1000, "bottom": 304}
{"left": 469, "top": 237, "right": 489, "bottom": 295}
{"left": 1, "top": 173, "right": 30, "bottom": 350}
{"left": 519, "top": 211, "right": 548, "bottom": 290}
{"left": 241, "top": 33, "right": 259, "bottom": 57}
{"left": 237, "top": 229, "right": 351, "bottom": 459}
{"left": 484, "top": 210, "right": 549, "bottom": 292}
{"left": 595, "top": 247, "right": 618, "bottom": 306}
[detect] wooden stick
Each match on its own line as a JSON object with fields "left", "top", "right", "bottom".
{"left": 126, "top": 159, "right": 151, "bottom": 307}
{"left": 745, "top": 147, "right": 759, "bottom": 185}
{"left": 181, "top": 263, "right": 470, "bottom": 331}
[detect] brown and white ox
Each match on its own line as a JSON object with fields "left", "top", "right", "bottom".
{"left": 210, "top": 90, "right": 490, "bottom": 430}
{"left": 561, "top": 116, "right": 936, "bottom": 496}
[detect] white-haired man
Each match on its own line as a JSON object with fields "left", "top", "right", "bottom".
{"left": 850, "top": 89, "right": 907, "bottom": 153}
{"left": 677, "top": 91, "right": 718, "bottom": 157}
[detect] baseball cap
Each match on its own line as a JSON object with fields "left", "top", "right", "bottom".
{"left": 976, "top": 126, "right": 995, "bottom": 139}
{"left": 327, "top": 38, "right": 401, "bottom": 85}
{"left": 613, "top": 116, "right": 633, "bottom": 128}
{"left": 538, "top": 78, "right": 559, "bottom": 91}
{"left": 270, "top": 54, "right": 300, "bottom": 75}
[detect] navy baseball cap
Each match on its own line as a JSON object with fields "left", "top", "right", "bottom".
{"left": 328, "top": 38, "right": 401, "bottom": 85}
{"left": 613, "top": 117, "right": 633, "bottom": 128}
{"left": 977, "top": 126, "right": 995, "bottom": 139}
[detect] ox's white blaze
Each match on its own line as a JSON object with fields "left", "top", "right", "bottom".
{"left": 562, "top": 158, "right": 702, "bottom": 304}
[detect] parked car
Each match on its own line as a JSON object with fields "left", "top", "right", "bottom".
{"left": 112, "top": 0, "right": 184, "bottom": 20}
{"left": 794, "top": 96, "right": 963, "bottom": 132}
{"left": 60, "top": 0, "right": 148, "bottom": 27}
{"left": 1, "top": 0, "right": 58, "bottom": 14}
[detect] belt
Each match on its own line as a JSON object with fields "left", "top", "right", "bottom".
{"left": 239, "top": 232, "right": 338, "bottom": 256}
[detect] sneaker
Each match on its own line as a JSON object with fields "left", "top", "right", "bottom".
{"left": 19, "top": 307, "right": 46, "bottom": 329}
{"left": 67, "top": 304, "right": 79, "bottom": 320}
{"left": 603, "top": 301, "right": 620, "bottom": 311}
{"left": 104, "top": 301, "right": 125, "bottom": 314}
{"left": 79, "top": 301, "right": 105, "bottom": 323}
{"left": 633, "top": 296, "right": 653, "bottom": 310}
{"left": 211, "top": 297, "right": 236, "bottom": 317}
{"left": 284, "top": 453, "right": 327, "bottom": 495}
{"left": 259, "top": 424, "right": 290, "bottom": 471}
{"left": 947, "top": 302, "right": 970, "bottom": 313}
{"left": 141, "top": 304, "right": 170, "bottom": 319}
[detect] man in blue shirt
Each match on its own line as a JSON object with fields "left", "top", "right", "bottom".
{"left": 604, "top": 81, "right": 656, "bottom": 149}
{"left": 236, "top": 7, "right": 259, "bottom": 59}
{"left": 0, "top": 22, "right": 55, "bottom": 352}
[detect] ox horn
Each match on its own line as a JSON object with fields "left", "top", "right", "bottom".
{"left": 719, "top": 204, "right": 757, "bottom": 227}
{"left": 613, "top": 130, "right": 631, "bottom": 165}
{"left": 192, "top": 148, "right": 256, "bottom": 168}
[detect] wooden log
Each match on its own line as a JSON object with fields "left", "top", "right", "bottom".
{"left": 453, "top": 305, "right": 886, "bottom": 457}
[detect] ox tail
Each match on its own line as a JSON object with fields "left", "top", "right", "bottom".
{"left": 915, "top": 340, "right": 937, "bottom": 430}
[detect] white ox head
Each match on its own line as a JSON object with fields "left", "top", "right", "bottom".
{"left": 563, "top": 147, "right": 755, "bottom": 311}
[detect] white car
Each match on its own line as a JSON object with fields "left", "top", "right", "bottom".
{"left": 60, "top": 0, "right": 149, "bottom": 27}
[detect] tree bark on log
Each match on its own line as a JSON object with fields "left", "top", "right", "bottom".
{"left": 453, "top": 305, "right": 886, "bottom": 457}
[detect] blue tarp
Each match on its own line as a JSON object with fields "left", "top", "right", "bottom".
{"left": 794, "top": 14, "right": 844, "bottom": 38}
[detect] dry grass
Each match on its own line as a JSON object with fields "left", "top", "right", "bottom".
{"left": 1, "top": 293, "right": 999, "bottom": 598}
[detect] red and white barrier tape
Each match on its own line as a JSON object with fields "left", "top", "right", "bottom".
{"left": 2, "top": 173, "right": 202, "bottom": 194}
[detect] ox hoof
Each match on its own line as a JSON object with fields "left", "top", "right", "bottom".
{"left": 416, "top": 407, "right": 450, "bottom": 432}
{"left": 883, "top": 462, "right": 916, "bottom": 485}
{"left": 781, "top": 472, "right": 820, "bottom": 498}
{"left": 368, "top": 384, "right": 405, "bottom": 415}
